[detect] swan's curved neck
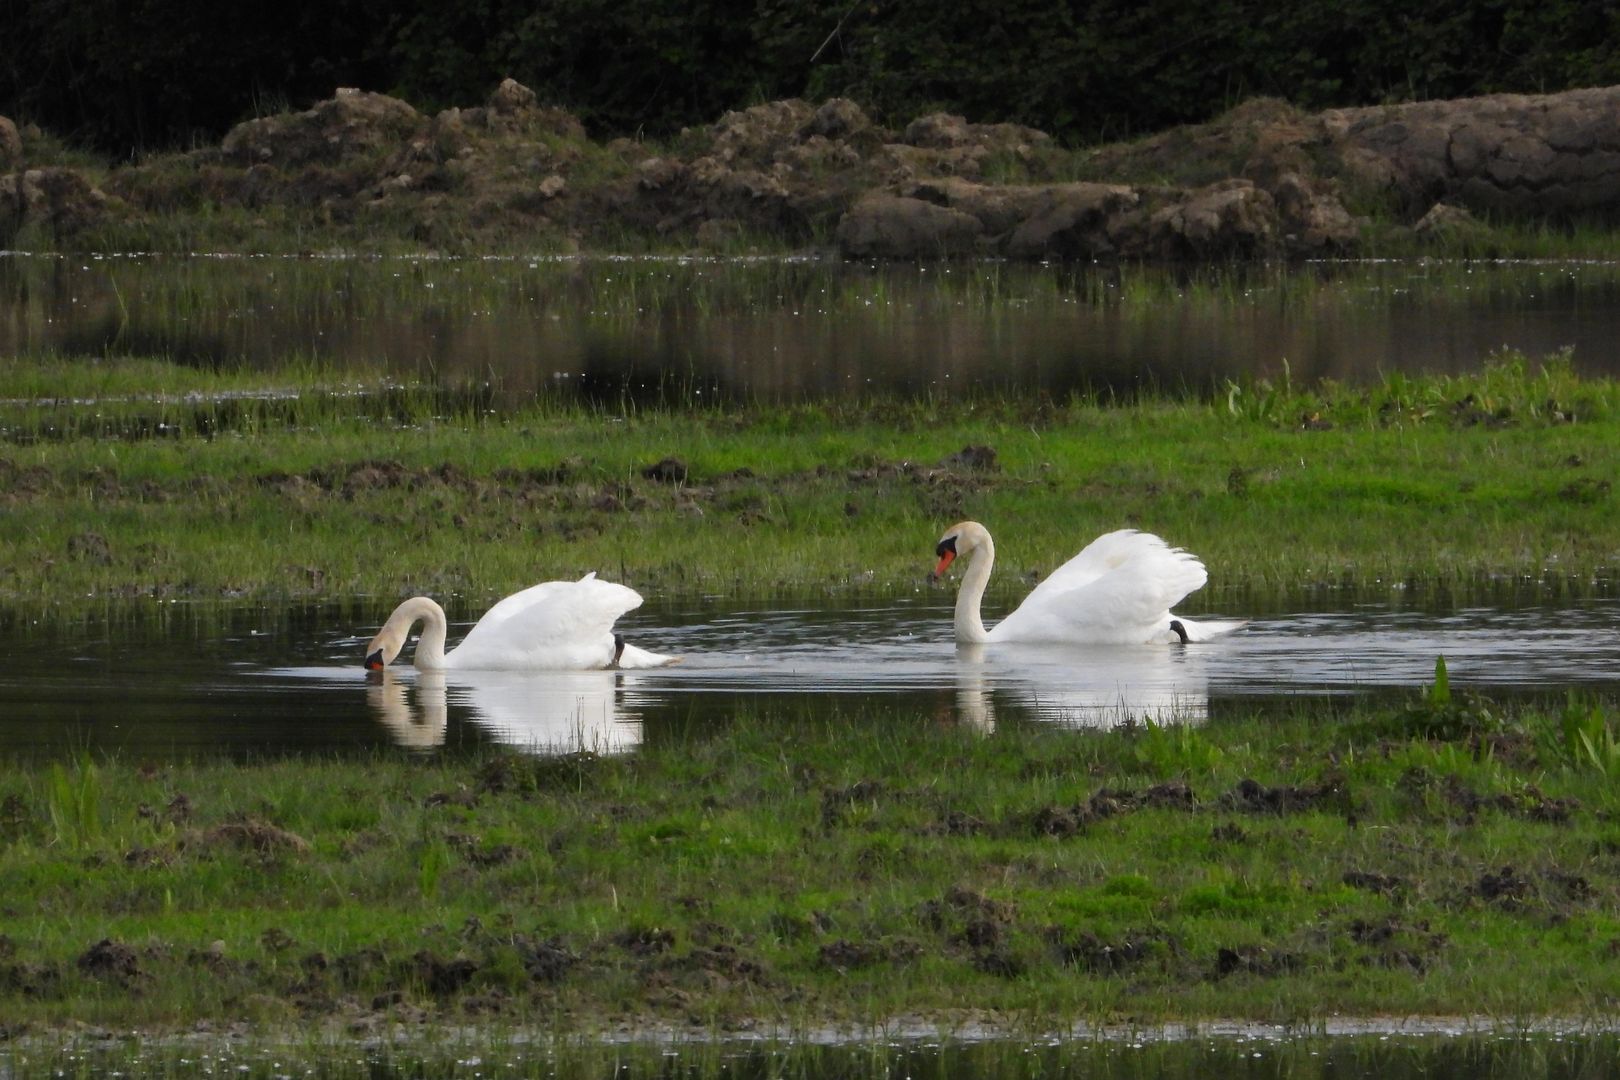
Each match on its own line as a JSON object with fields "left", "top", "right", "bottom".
{"left": 954, "top": 535, "right": 994, "bottom": 643}
{"left": 388, "top": 596, "right": 451, "bottom": 670}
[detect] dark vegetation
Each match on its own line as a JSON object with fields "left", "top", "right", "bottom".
{"left": 4, "top": 0, "right": 1618, "bottom": 157}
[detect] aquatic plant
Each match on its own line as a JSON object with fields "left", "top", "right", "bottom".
{"left": 45, "top": 758, "right": 102, "bottom": 850}
{"left": 1553, "top": 696, "right": 1620, "bottom": 779}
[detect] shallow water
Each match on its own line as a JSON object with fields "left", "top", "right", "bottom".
{"left": 7, "top": 1028, "right": 1620, "bottom": 1079}
{"left": 4, "top": 254, "right": 1620, "bottom": 403}
{"left": 3, "top": 598, "right": 1618, "bottom": 758}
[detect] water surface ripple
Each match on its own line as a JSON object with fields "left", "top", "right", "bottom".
{"left": 4, "top": 600, "right": 1619, "bottom": 757}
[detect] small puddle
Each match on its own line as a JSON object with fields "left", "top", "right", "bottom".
{"left": 3, "top": 598, "right": 1619, "bottom": 757}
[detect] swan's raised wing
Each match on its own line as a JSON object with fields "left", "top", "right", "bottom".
{"left": 452, "top": 573, "right": 644, "bottom": 667}
{"left": 993, "top": 531, "right": 1209, "bottom": 644}
{"left": 471, "top": 574, "right": 608, "bottom": 629}
{"left": 1021, "top": 530, "right": 1206, "bottom": 608}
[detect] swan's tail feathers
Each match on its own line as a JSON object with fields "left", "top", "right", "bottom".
{"left": 615, "top": 642, "right": 682, "bottom": 668}
{"left": 1168, "top": 617, "right": 1247, "bottom": 643}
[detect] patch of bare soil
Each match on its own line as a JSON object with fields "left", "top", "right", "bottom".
{"left": 1344, "top": 915, "right": 1447, "bottom": 971}
{"left": 516, "top": 934, "right": 578, "bottom": 984}
{"left": 1343, "top": 869, "right": 1406, "bottom": 896}
{"left": 1463, "top": 864, "right": 1597, "bottom": 915}
{"left": 925, "top": 809, "right": 990, "bottom": 836}
{"left": 1406, "top": 772, "right": 1583, "bottom": 824}
{"left": 189, "top": 817, "right": 311, "bottom": 855}
{"left": 1213, "top": 944, "right": 1301, "bottom": 979}
{"left": 0, "top": 936, "right": 60, "bottom": 997}
{"left": 1050, "top": 928, "right": 1172, "bottom": 973}
{"left": 1027, "top": 781, "right": 1198, "bottom": 837}
{"left": 816, "top": 937, "right": 923, "bottom": 971}
{"left": 1219, "top": 777, "right": 1343, "bottom": 814}
{"left": 916, "top": 888, "right": 1028, "bottom": 977}
{"left": 640, "top": 457, "right": 689, "bottom": 484}
{"left": 409, "top": 950, "right": 479, "bottom": 996}
{"left": 615, "top": 926, "right": 677, "bottom": 957}
{"left": 1469, "top": 864, "right": 1536, "bottom": 909}
{"left": 77, "top": 938, "right": 142, "bottom": 984}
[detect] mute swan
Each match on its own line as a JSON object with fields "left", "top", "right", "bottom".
{"left": 932, "top": 521, "right": 1243, "bottom": 645}
{"left": 363, "top": 573, "right": 678, "bottom": 671}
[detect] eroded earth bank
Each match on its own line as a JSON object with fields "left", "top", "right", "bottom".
{"left": 3, "top": 81, "right": 1620, "bottom": 257}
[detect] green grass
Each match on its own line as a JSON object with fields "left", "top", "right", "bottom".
{"left": 2, "top": 690, "right": 1619, "bottom": 1036}
{"left": 3, "top": 348, "right": 1619, "bottom": 610}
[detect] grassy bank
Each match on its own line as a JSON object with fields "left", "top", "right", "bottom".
{"left": 2, "top": 683, "right": 1620, "bottom": 1035}
{"left": 2, "top": 349, "right": 1618, "bottom": 612}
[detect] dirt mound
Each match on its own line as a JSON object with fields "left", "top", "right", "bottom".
{"left": 18, "top": 79, "right": 1620, "bottom": 257}
{"left": 222, "top": 88, "right": 423, "bottom": 166}
{"left": 0, "top": 167, "right": 112, "bottom": 241}
{"left": 0, "top": 116, "right": 20, "bottom": 170}
{"left": 1329, "top": 85, "right": 1620, "bottom": 216}
{"left": 1220, "top": 777, "right": 1342, "bottom": 814}
{"left": 78, "top": 938, "right": 141, "bottom": 982}
{"left": 191, "top": 817, "right": 312, "bottom": 855}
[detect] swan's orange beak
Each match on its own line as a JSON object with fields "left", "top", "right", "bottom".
{"left": 932, "top": 550, "right": 956, "bottom": 578}
{"left": 364, "top": 649, "right": 386, "bottom": 671}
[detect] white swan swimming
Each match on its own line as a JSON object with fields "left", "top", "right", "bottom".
{"left": 932, "top": 521, "right": 1243, "bottom": 645}
{"left": 363, "top": 573, "right": 678, "bottom": 671}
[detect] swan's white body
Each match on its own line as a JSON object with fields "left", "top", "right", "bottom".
{"left": 364, "top": 573, "right": 677, "bottom": 671}
{"left": 933, "top": 521, "right": 1243, "bottom": 645}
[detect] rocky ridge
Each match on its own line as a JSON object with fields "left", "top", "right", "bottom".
{"left": 3, "top": 80, "right": 1618, "bottom": 259}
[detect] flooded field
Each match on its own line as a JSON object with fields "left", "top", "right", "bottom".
{"left": 5, "top": 596, "right": 1620, "bottom": 758}
{"left": 4, "top": 253, "right": 1620, "bottom": 404}
{"left": 7, "top": 252, "right": 1620, "bottom": 1046}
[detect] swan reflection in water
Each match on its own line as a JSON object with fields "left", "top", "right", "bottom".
{"left": 952, "top": 643, "right": 1211, "bottom": 732}
{"left": 367, "top": 669, "right": 640, "bottom": 753}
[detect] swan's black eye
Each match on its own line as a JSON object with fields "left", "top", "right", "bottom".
{"left": 935, "top": 535, "right": 958, "bottom": 558}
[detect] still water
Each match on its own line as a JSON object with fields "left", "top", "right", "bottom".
{"left": 7, "top": 1027, "right": 1620, "bottom": 1079}
{"left": 4, "top": 597, "right": 1619, "bottom": 758}
{"left": 5, "top": 253, "right": 1620, "bottom": 402}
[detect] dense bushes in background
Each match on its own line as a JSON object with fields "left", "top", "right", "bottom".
{"left": 3, "top": 0, "right": 1617, "bottom": 156}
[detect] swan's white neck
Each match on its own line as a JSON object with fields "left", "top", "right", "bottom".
{"left": 388, "top": 596, "right": 451, "bottom": 670}
{"left": 954, "top": 534, "right": 994, "bottom": 644}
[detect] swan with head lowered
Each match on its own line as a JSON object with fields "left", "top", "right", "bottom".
{"left": 932, "top": 521, "right": 1243, "bottom": 645}
{"left": 363, "top": 573, "right": 677, "bottom": 671}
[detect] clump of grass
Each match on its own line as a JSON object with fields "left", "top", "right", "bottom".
{"left": 45, "top": 758, "right": 102, "bottom": 850}
{"left": 1548, "top": 696, "right": 1620, "bottom": 779}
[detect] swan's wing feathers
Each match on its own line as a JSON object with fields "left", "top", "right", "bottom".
{"left": 996, "top": 572, "right": 1192, "bottom": 643}
{"left": 994, "top": 531, "right": 1210, "bottom": 643}
{"left": 1024, "top": 530, "right": 1206, "bottom": 605}
{"left": 473, "top": 578, "right": 588, "bottom": 629}
{"left": 457, "top": 574, "right": 643, "bottom": 658}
